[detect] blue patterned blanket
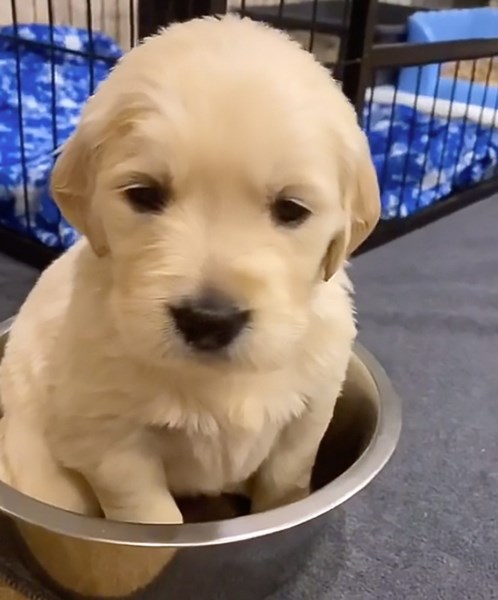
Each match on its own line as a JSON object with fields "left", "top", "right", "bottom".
{"left": 0, "top": 24, "right": 120, "bottom": 248}
{"left": 0, "top": 25, "right": 497, "bottom": 249}
{"left": 365, "top": 101, "right": 498, "bottom": 219}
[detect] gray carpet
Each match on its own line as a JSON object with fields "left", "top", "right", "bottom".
{"left": 0, "top": 198, "right": 497, "bottom": 599}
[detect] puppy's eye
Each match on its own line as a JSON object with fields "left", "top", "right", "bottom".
{"left": 124, "top": 182, "right": 168, "bottom": 214}
{"left": 271, "top": 198, "right": 311, "bottom": 227}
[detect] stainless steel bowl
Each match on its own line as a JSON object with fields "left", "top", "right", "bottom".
{"left": 0, "top": 318, "right": 401, "bottom": 599}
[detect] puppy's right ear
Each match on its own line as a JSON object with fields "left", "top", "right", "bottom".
{"left": 322, "top": 130, "right": 380, "bottom": 280}
{"left": 51, "top": 120, "right": 109, "bottom": 257}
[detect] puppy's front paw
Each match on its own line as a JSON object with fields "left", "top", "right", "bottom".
{"left": 104, "top": 496, "right": 184, "bottom": 525}
{"left": 251, "top": 485, "right": 310, "bottom": 514}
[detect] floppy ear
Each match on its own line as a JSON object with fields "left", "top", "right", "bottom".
{"left": 323, "top": 131, "right": 380, "bottom": 280}
{"left": 51, "top": 120, "right": 109, "bottom": 257}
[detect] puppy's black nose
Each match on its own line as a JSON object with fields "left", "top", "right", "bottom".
{"left": 169, "top": 291, "right": 250, "bottom": 352}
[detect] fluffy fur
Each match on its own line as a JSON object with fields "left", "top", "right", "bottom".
{"left": 0, "top": 16, "right": 380, "bottom": 524}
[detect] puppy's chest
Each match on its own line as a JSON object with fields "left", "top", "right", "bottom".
{"left": 145, "top": 386, "right": 306, "bottom": 496}
{"left": 151, "top": 420, "right": 280, "bottom": 496}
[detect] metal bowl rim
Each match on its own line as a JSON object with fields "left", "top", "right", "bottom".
{"left": 0, "top": 317, "right": 401, "bottom": 547}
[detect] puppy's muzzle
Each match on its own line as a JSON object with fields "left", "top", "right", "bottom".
{"left": 169, "top": 290, "right": 250, "bottom": 353}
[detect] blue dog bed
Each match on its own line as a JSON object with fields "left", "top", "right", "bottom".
{"left": 364, "top": 96, "right": 498, "bottom": 219}
{"left": 0, "top": 24, "right": 121, "bottom": 249}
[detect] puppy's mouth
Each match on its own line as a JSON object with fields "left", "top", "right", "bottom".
{"left": 177, "top": 333, "right": 252, "bottom": 373}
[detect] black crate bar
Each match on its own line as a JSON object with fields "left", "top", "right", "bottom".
{"left": 358, "top": 175, "right": 498, "bottom": 256}
{"left": 0, "top": 228, "right": 58, "bottom": 270}
{"left": 369, "top": 37, "right": 498, "bottom": 69}
{"left": 138, "top": 0, "right": 227, "bottom": 38}
{"left": 340, "top": 0, "right": 378, "bottom": 116}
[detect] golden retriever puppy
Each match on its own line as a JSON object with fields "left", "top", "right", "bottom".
{"left": 0, "top": 15, "right": 379, "bottom": 524}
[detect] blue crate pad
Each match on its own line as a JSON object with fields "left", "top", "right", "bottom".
{"left": 398, "top": 8, "right": 498, "bottom": 109}
{"left": 0, "top": 24, "right": 121, "bottom": 249}
{"left": 365, "top": 88, "right": 498, "bottom": 219}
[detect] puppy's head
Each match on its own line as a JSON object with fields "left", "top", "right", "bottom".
{"left": 51, "top": 16, "right": 380, "bottom": 371}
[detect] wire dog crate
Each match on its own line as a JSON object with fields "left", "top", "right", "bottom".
{"left": 1, "top": 0, "right": 498, "bottom": 268}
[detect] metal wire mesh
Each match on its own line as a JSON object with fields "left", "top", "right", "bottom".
{"left": 0, "top": 0, "right": 133, "bottom": 256}
{"left": 0, "top": 1, "right": 136, "bottom": 49}
{"left": 365, "top": 48, "right": 498, "bottom": 227}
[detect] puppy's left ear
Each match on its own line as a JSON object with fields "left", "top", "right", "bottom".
{"left": 51, "top": 114, "right": 109, "bottom": 257}
{"left": 323, "top": 131, "right": 380, "bottom": 280}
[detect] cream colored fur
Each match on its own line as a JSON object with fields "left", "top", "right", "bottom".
{"left": 0, "top": 16, "right": 379, "bottom": 524}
